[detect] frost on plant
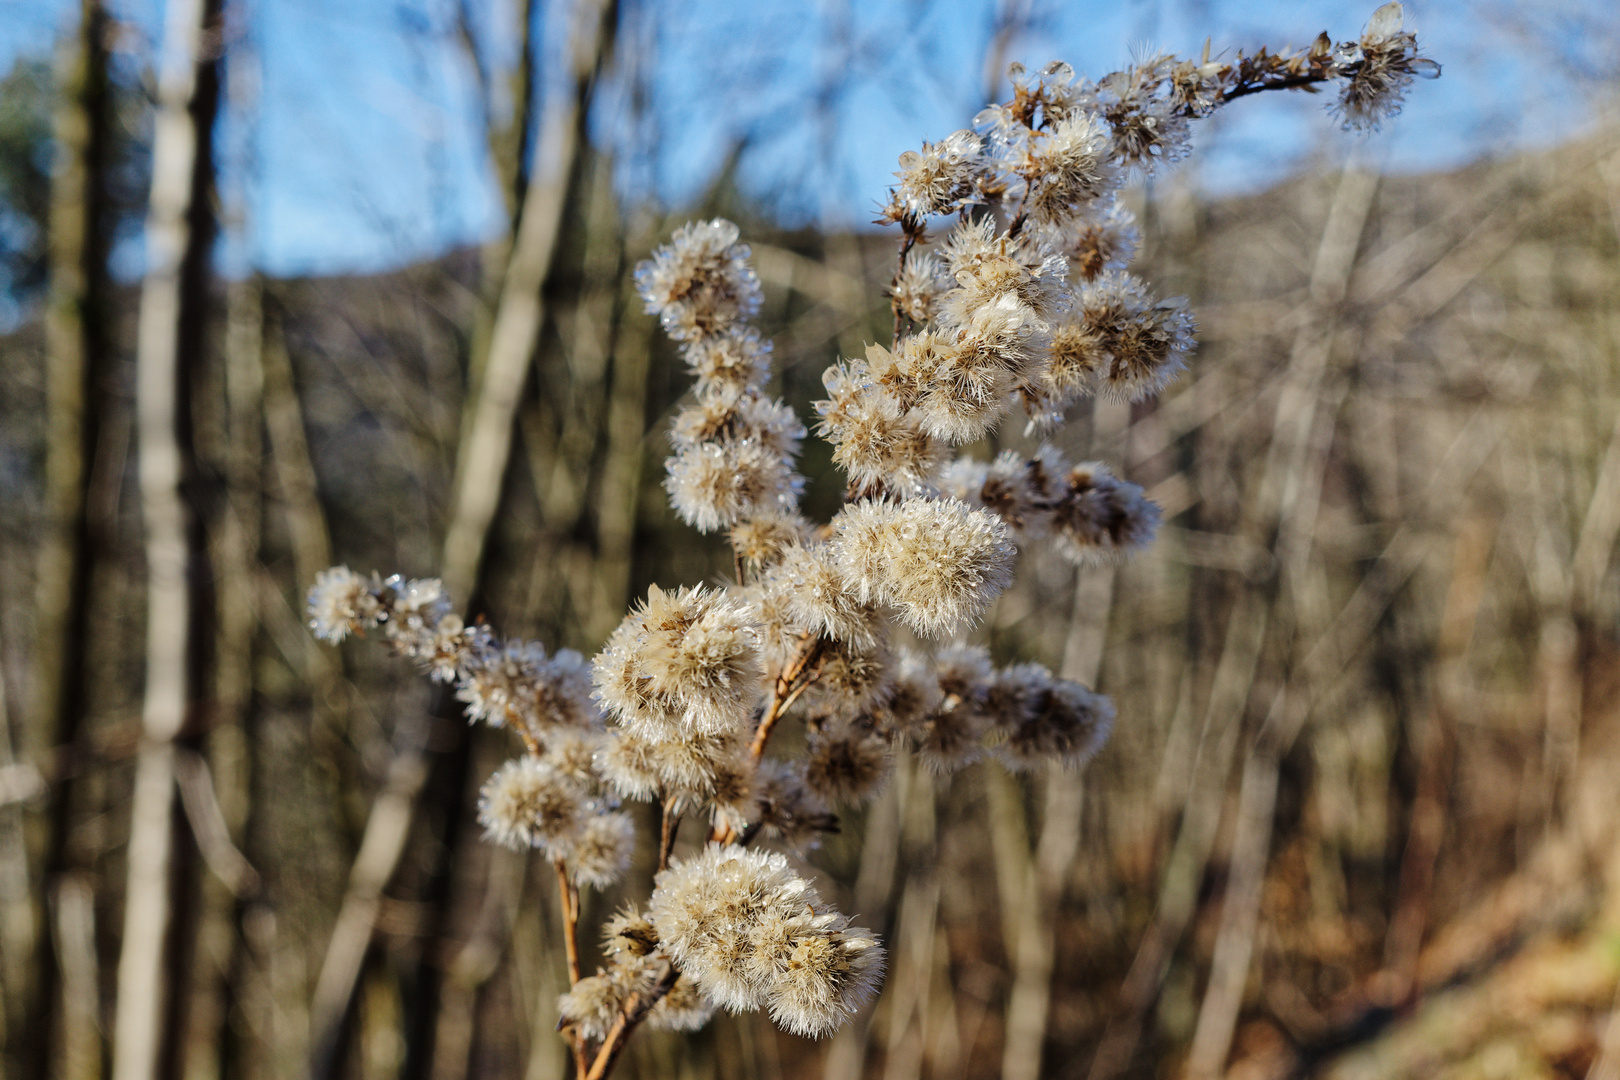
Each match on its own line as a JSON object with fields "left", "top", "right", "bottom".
{"left": 306, "top": 6, "right": 1434, "bottom": 1074}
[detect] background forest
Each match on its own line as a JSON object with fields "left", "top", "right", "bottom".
{"left": 3, "top": 1, "right": 1620, "bottom": 1079}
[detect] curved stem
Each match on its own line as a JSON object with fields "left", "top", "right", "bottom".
{"left": 586, "top": 964, "right": 680, "bottom": 1080}
{"left": 747, "top": 636, "right": 826, "bottom": 763}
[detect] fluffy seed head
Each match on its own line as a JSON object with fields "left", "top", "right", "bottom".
{"left": 770, "top": 543, "right": 882, "bottom": 650}
{"left": 568, "top": 812, "right": 637, "bottom": 888}
{"left": 801, "top": 635, "right": 893, "bottom": 716}
{"left": 1061, "top": 270, "right": 1195, "bottom": 402}
{"left": 649, "top": 974, "right": 717, "bottom": 1033}
{"left": 752, "top": 759, "right": 835, "bottom": 849}
{"left": 476, "top": 758, "right": 584, "bottom": 853}
{"left": 634, "top": 218, "right": 763, "bottom": 341}
{"left": 912, "top": 645, "right": 994, "bottom": 772}
{"left": 1334, "top": 4, "right": 1438, "bottom": 132}
{"left": 892, "top": 129, "right": 983, "bottom": 217}
{"left": 762, "top": 919, "right": 885, "bottom": 1038}
{"left": 1021, "top": 113, "right": 1118, "bottom": 223}
{"left": 648, "top": 845, "right": 883, "bottom": 1035}
{"left": 889, "top": 250, "right": 947, "bottom": 326}
{"left": 876, "top": 649, "right": 944, "bottom": 741}
{"left": 558, "top": 957, "right": 659, "bottom": 1042}
{"left": 602, "top": 906, "right": 660, "bottom": 958}
{"left": 665, "top": 439, "right": 802, "bottom": 533}
{"left": 592, "top": 585, "right": 764, "bottom": 735}
{"left": 729, "top": 513, "right": 813, "bottom": 573}
{"left": 1050, "top": 462, "right": 1161, "bottom": 564}
{"left": 681, "top": 325, "right": 774, "bottom": 392}
{"left": 648, "top": 845, "right": 809, "bottom": 1012}
{"left": 804, "top": 719, "right": 893, "bottom": 806}
{"left": 307, "top": 566, "right": 383, "bottom": 642}
{"left": 832, "top": 499, "right": 1016, "bottom": 638}
{"left": 999, "top": 678, "right": 1115, "bottom": 772}
{"left": 816, "top": 357, "right": 943, "bottom": 497}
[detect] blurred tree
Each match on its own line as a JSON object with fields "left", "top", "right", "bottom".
{"left": 0, "top": 56, "right": 53, "bottom": 311}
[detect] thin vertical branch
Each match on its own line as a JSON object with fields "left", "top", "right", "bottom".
{"left": 1000, "top": 399, "right": 1126, "bottom": 1080}
{"left": 440, "top": 0, "right": 617, "bottom": 605}
{"left": 114, "top": 0, "right": 221, "bottom": 1076}
{"left": 26, "top": 4, "right": 111, "bottom": 1073}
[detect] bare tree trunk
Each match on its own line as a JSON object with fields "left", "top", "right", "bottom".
{"left": 308, "top": 6, "right": 617, "bottom": 1077}
{"left": 997, "top": 398, "right": 1128, "bottom": 1080}
{"left": 439, "top": 0, "right": 616, "bottom": 605}
{"left": 114, "top": 0, "right": 222, "bottom": 1077}
{"left": 25, "top": 4, "right": 111, "bottom": 1075}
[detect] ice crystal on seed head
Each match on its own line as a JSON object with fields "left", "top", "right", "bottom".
{"left": 891, "top": 129, "right": 984, "bottom": 218}
{"left": 888, "top": 249, "right": 947, "bottom": 326}
{"left": 1334, "top": 3, "right": 1438, "bottom": 132}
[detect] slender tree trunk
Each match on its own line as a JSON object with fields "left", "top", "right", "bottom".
{"left": 113, "top": 0, "right": 223, "bottom": 1077}
{"left": 309, "top": 7, "right": 617, "bottom": 1075}
{"left": 25, "top": 4, "right": 111, "bottom": 1075}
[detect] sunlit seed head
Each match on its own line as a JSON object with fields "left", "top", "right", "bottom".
{"left": 568, "top": 811, "right": 637, "bottom": 889}
{"left": 476, "top": 758, "right": 584, "bottom": 854}
{"left": 307, "top": 566, "right": 383, "bottom": 643}
{"left": 681, "top": 324, "right": 774, "bottom": 392}
{"left": 592, "top": 585, "right": 764, "bottom": 735}
{"left": 634, "top": 218, "right": 763, "bottom": 342}
{"left": 772, "top": 543, "right": 882, "bottom": 650}
{"left": 729, "top": 512, "right": 814, "bottom": 573}
{"left": 832, "top": 499, "right": 1016, "bottom": 638}
{"left": 665, "top": 439, "right": 803, "bottom": 534}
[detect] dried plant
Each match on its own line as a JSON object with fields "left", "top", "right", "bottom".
{"left": 306, "top": 6, "right": 1435, "bottom": 1074}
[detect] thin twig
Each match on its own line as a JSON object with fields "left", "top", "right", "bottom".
{"left": 553, "top": 858, "right": 587, "bottom": 1078}
{"left": 658, "top": 802, "right": 680, "bottom": 872}
{"left": 747, "top": 636, "right": 826, "bottom": 763}
{"left": 585, "top": 964, "right": 680, "bottom": 1080}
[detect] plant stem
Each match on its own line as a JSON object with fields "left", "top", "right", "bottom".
{"left": 554, "top": 858, "right": 588, "bottom": 1078}
{"left": 585, "top": 964, "right": 680, "bottom": 1080}
{"left": 658, "top": 802, "right": 680, "bottom": 872}
{"left": 747, "top": 636, "right": 825, "bottom": 763}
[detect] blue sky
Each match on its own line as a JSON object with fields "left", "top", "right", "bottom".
{"left": 2, "top": 0, "right": 1616, "bottom": 279}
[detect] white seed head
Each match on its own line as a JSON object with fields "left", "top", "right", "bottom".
{"left": 307, "top": 566, "right": 383, "bottom": 643}
{"left": 832, "top": 499, "right": 1016, "bottom": 638}
{"left": 568, "top": 811, "right": 637, "bottom": 888}
{"left": 592, "top": 585, "right": 764, "bottom": 735}
{"left": 634, "top": 219, "right": 763, "bottom": 342}
{"left": 476, "top": 758, "right": 585, "bottom": 854}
